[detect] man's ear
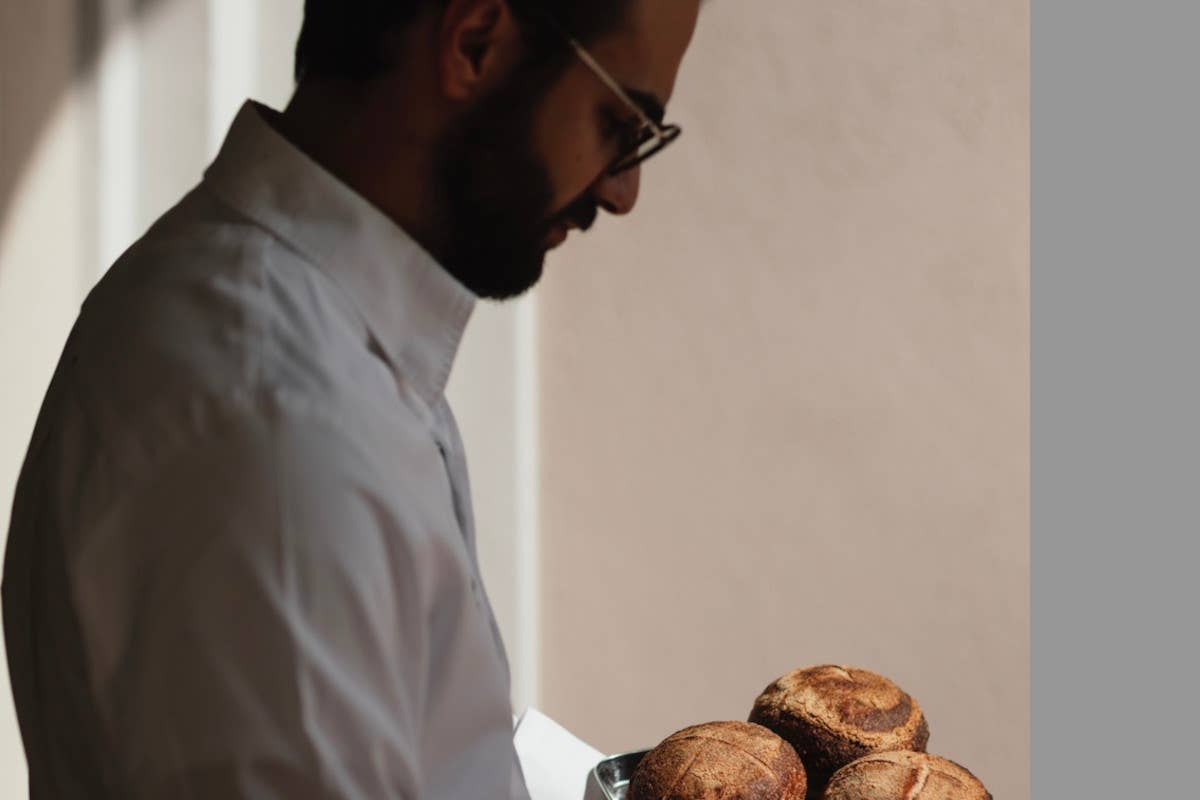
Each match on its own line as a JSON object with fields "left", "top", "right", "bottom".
{"left": 437, "top": 0, "right": 523, "bottom": 101}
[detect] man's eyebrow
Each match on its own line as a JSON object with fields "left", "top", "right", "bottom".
{"left": 625, "top": 87, "right": 666, "bottom": 125}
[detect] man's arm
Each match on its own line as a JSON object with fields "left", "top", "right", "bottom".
{"left": 76, "top": 407, "right": 426, "bottom": 799}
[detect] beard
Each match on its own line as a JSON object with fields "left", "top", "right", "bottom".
{"left": 430, "top": 60, "right": 598, "bottom": 301}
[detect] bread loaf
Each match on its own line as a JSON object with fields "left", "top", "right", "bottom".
{"left": 748, "top": 666, "right": 928, "bottom": 797}
{"left": 627, "top": 720, "right": 807, "bottom": 800}
{"left": 823, "top": 750, "right": 991, "bottom": 800}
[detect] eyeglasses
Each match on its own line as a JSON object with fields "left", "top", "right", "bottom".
{"left": 564, "top": 38, "right": 683, "bottom": 175}
{"left": 532, "top": 14, "right": 683, "bottom": 175}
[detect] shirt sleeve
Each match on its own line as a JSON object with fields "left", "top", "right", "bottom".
{"left": 75, "top": 404, "right": 428, "bottom": 799}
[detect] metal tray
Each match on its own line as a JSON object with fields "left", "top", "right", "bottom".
{"left": 584, "top": 750, "right": 650, "bottom": 800}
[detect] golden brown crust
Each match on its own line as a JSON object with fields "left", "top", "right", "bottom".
{"left": 628, "top": 721, "right": 807, "bottom": 800}
{"left": 748, "top": 666, "right": 929, "bottom": 798}
{"left": 822, "top": 750, "right": 991, "bottom": 800}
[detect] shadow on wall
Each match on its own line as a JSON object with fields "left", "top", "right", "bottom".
{"left": 0, "top": 0, "right": 165, "bottom": 263}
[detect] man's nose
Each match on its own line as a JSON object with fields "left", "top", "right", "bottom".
{"left": 591, "top": 165, "right": 641, "bottom": 217}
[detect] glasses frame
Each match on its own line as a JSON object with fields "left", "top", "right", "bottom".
{"left": 528, "top": 10, "right": 683, "bottom": 175}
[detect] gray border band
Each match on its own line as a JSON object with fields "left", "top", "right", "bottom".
{"left": 1034, "top": 1, "right": 1199, "bottom": 796}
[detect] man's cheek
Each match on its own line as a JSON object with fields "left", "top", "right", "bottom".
{"left": 536, "top": 123, "right": 592, "bottom": 195}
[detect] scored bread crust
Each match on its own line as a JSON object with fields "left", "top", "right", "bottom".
{"left": 628, "top": 720, "right": 807, "bottom": 800}
{"left": 823, "top": 750, "right": 992, "bottom": 800}
{"left": 747, "top": 666, "right": 929, "bottom": 797}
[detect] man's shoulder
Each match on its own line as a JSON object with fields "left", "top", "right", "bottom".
{"left": 79, "top": 188, "right": 388, "bottom": 408}
{"left": 51, "top": 187, "right": 433, "bottom": 479}
{"left": 86, "top": 184, "right": 334, "bottom": 371}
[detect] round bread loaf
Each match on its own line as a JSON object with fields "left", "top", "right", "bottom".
{"left": 628, "top": 720, "right": 807, "bottom": 800}
{"left": 748, "top": 666, "right": 928, "bottom": 797}
{"left": 823, "top": 750, "right": 991, "bottom": 800}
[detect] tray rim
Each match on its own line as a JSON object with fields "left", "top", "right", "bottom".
{"left": 588, "top": 749, "right": 651, "bottom": 800}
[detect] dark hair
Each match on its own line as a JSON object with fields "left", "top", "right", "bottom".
{"left": 294, "top": 0, "right": 634, "bottom": 83}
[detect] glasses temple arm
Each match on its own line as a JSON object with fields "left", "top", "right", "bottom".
{"left": 564, "top": 37, "right": 667, "bottom": 139}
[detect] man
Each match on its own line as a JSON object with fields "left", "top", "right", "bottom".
{"left": 2, "top": 0, "right": 701, "bottom": 797}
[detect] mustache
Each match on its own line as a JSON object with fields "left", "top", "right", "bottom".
{"left": 551, "top": 192, "right": 599, "bottom": 233}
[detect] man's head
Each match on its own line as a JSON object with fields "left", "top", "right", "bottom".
{"left": 289, "top": 0, "right": 702, "bottom": 300}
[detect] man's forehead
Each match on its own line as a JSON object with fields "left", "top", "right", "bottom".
{"left": 586, "top": 0, "right": 701, "bottom": 111}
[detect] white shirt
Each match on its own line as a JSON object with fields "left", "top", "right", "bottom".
{"left": 3, "top": 101, "right": 531, "bottom": 800}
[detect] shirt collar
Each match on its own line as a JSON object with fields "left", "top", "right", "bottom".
{"left": 202, "top": 101, "right": 476, "bottom": 408}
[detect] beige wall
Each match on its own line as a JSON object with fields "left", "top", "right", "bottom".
{"left": 0, "top": 1, "right": 85, "bottom": 788}
{"left": 537, "top": 2, "right": 1029, "bottom": 799}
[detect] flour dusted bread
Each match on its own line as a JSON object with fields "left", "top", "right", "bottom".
{"left": 823, "top": 750, "right": 991, "bottom": 800}
{"left": 628, "top": 720, "right": 807, "bottom": 800}
{"left": 748, "top": 666, "right": 928, "bottom": 797}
